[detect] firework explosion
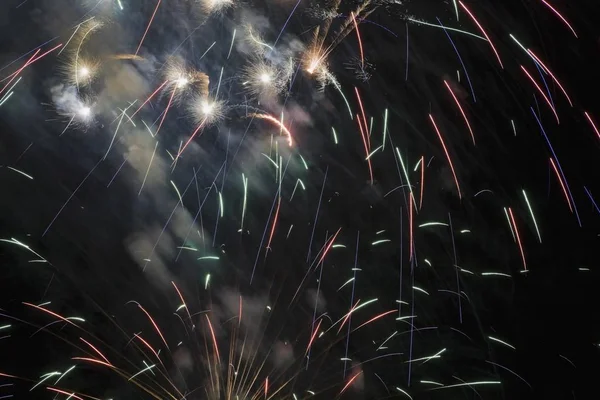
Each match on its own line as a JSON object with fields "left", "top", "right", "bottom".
{"left": 1, "top": 0, "right": 600, "bottom": 399}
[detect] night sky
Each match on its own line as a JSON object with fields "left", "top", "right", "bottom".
{"left": 1, "top": 0, "right": 600, "bottom": 399}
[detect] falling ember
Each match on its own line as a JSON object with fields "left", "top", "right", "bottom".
{"left": 250, "top": 113, "right": 293, "bottom": 146}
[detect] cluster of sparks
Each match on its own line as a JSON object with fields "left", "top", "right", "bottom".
{"left": 0, "top": 0, "right": 597, "bottom": 399}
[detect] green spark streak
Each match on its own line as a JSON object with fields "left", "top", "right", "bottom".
{"left": 117, "top": 0, "right": 124, "bottom": 10}
{"left": 395, "top": 147, "right": 416, "bottom": 210}
{"left": 218, "top": 191, "right": 224, "bottom": 218}
{"left": 7, "top": 166, "right": 33, "bottom": 180}
{"left": 215, "top": 66, "right": 224, "bottom": 99}
{"left": 369, "top": 117, "right": 373, "bottom": 136}
{"left": 227, "top": 29, "right": 236, "bottom": 60}
{"left": 55, "top": 365, "right": 75, "bottom": 384}
{"left": 522, "top": 190, "right": 542, "bottom": 243}
{"left": 176, "top": 304, "right": 186, "bottom": 311}
{"left": 371, "top": 239, "right": 390, "bottom": 246}
{"left": 424, "top": 259, "right": 431, "bottom": 266}
{"left": 0, "top": 325, "right": 10, "bottom": 330}
{"left": 299, "top": 155, "right": 308, "bottom": 170}
{"left": 395, "top": 387, "right": 413, "bottom": 400}
{"left": 431, "top": 381, "right": 501, "bottom": 390}
{"left": 382, "top": 109, "right": 388, "bottom": 150}
{"left": 0, "top": 92, "right": 14, "bottom": 106}
{"left": 489, "top": 336, "right": 516, "bottom": 350}
{"left": 241, "top": 174, "right": 248, "bottom": 231}
{"left": 460, "top": 229, "right": 471, "bottom": 233}
{"left": 332, "top": 127, "right": 338, "bottom": 144}
{"left": 412, "top": 286, "right": 429, "bottom": 295}
{"left": 366, "top": 145, "right": 383, "bottom": 160}
{"left": 408, "top": 18, "right": 487, "bottom": 41}
{"left": 171, "top": 180, "right": 183, "bottom": 204}
{"left": 205, "top": 274, "right": 210, "bottom": 289}
{"left": 338, "top": 278, "right": 354, "bottom": 291}
{"left": 413, "top": 158, "right": 422, "bottom": 172}
{"left": 262, "top": 153, "right": 279, "bottom": 168}
{"left": 331, "top": 79, "right": 353, "bottom": 119}
{"left": 418, "top": 222, "right": 448, "bottom": 228}
{"left": 503, "top": 207, "right": 516, "bottom": 241}
{"left": 31, "top": 372, "right": 61, "bottom": 391}
{"left": 482, "top": 272, "right": 512, "bottom": 277}
{"left": 452, "top": 0, "right": 459, "bottom": 20}
{"left": 511, "top": 119, "right": 517, "bottom": 136}
{"left": 420, "top": 380, "right": 444, "bottom": 386}
{"left": 332, "top": 244, "right": 346, "bottom": 248}
{"left": 128, "top": 364, "right": 156, "bottom": 381}
{"left": 197, "top": 256, "right": 219, "bottom": 261}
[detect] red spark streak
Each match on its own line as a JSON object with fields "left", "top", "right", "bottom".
{"left": 305, "top": 319, "right": 323, "bottom": 355}
{"left": 338, "top": 299, "right": 361, "bottom": 334}
{"left": 458, "top": 1, "right": 504, "bottom": 69}
{"left": 238, "top": 295, "right": 243, "bottom": 327}
{"left": 80, "top": 337, "right": 110, "bottom": 364}
{"left": 520, "top": 65, "right": 560, "bottom": 123}
{"left": 507, "top": 208, "right": 527, "bottom": 271}
{"left": 177, "top": 119, "right": 207, "bottom": 159}
{"left": 317, "top": 227, "right": 342, "bottom": 266}
{"left": 134, "top": 334, "right": 161, "bottom": 360}
{"left": 265, "top": 376, "right": 269, "bottom": 399}
{"left": 428, "top": 114, "right": 462, "bottom": 199}
{"left": 419, "top": 155, "right": 425, "bottom": 210}
{"left": 22, "top": 302, "right": 76, "bottom": 326}
{"left": 252, "top": 113, "right": 293, "bottom": 146}
{"left": 131, "top": 80, "right": 169, "bottom": 118}
{"left": 137, "top": 304, "right": 170, "bottom": 351}
{"left": 351, "top": 12, "right": 365, "bottom": 70}
{"left": 46, "top": 387, "right": 84, "bottom": 400}
{"left": 584, "top": 112, "right": 600, "bottom": 141}
{"left": 549, "top": 157, "right": 573, "bottom": 212}
{"left": 539, "top": 0, "right": 578, "bottom": 38}
{"left": 72, "top": 357, "right": 114, "bottom": 369}
{"left": 154, "top": 85, "right": 177, "bottom": 137}
{"left": 527, "top": 49, "right": 573, "bottom": 106}
{"left": 339, "top": 371, "right": 363, "bottom": 396}
{"left": 0, "top": 50, "right": 39, "bottom": 96}
{"left": 135, "top": 0, "right": 162, "bottom": 56}
{"left": 1, "top": 43, "right": 63, "bottom": 85}
{"left": 267, "top": 196, "right": 281, "bottom": 249}
{"left": 444, "top": 80, "right": 475, "bottom": 145}
{"left": 356, "top": 113, "right": 374, "bottom": 184}
{"left": 205, "top": 314, "right": 221, "bottom": 364}
{"left": 353, "top": 309, "right": 396, "bottom": 331}
{"left": 171, "top": 281, "right": 193, "bottom": 324}
{"left": 354, "top": 88, "right": 370, "bottom": 148}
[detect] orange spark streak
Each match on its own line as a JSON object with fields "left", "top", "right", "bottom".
{"left": 540, "top": 0, "right": 578, "bottom": 38}
{"left": 351, "top": 12, "right": 364, "bottom": 69}
{"left": 72, "top": 357, "right": 114, "bottom": 368}
{"left": 317, "top": 227, "right": 342, "bottom": 266}
{"left": 508, "top": 208, "right": 527, "bottom": 271}
{"left": 356, "top": 113, "right": 374, "bottom": 184}
{"left": 137, "top": 304, "right": 170, "bottom": 351}
{"left": 353, "top": 309, "right": 396, "bottom": 331}
{"left": 428, "top": 114, "right": 462, "bottom": 199}
{"left": 527, "top": 49, "right": 573, "bottom": 106}
{"left": 238, "top": 295, "right": 243, "bottom": 327}
{"left": 135, "top": 0, "right": 162, "bottom": 56}
{"left": 46, "top": 387, "right": 84, "bottom": 400}
{"left": 251, "top": 113, "right": 293, "bottom": 146}
{"left": 267, "top": 196, "right": 281, "bottom": 250}
{"left": 205, "top": 314, "right": 221, "bottom": 364}
{"left": 520, "top": 65, "right": 560, "bottom": 123}
{"left": 22, "top": 302, "right": 76, "bottom": 326}
{"left": 339, "top": 371, "right": 363, "bottom": 396}
{"left": 419, "top": 155, "right": 425, "bottom": 210}
{"left": 305, "top": 319, "right": 323, "bottom": 355}
{"left": 584, "top": 112, "right": 600, "bottom": 141}
{"left": 458, "top": 1, "right": 504, "bottom": 68}
{"left": 549, "top": 157, "right": 573, "bottom": 212}
{"left": 444, "top": 80, "right": 475, "bottom": 145}
{"left": 265, "top": 376, "right": 269, "bottom": 399}
{"left": 131, "top": 80, "right": 169, "bottom": 118}
{"left": 80, "top": 337, "right": 110, "bottom": 364}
